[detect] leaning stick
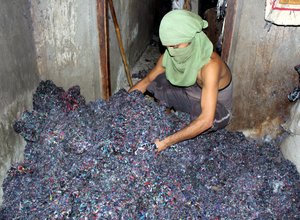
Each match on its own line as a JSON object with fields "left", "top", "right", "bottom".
{"left": 107, "top": 0, "right": 133, "bottom": 87}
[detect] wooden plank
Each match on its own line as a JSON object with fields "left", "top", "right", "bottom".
{"left": 96, "top": 0, "right": 111, "bottom": 100}
{"left": 221, "top": 0, "right": 236, "bottom": 63}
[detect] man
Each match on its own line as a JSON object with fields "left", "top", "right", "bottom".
{"left": 129, "top": 10, "right": 232, "bottom": 152}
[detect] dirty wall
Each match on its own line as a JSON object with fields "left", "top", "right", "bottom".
{"left": 110, "top": 1, "right": 157, "bottom": 93}
{"left": 30, "top": 0, "right": 101, "bottom": 102}
{"left": 225, "top": 0, "right": 300, "bottom": 139}
{"left": 30, "top": 0, "right": 157, "bottom": 99}
{"left": 0, "top": 0, "right": 40, "bottom": 204}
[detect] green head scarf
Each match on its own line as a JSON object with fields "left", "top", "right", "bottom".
{"left": 159, "top": 10, "right": 213, "bottom": 87}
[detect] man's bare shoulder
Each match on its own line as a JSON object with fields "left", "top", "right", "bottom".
{"left": 197, "top": 52, "right": 231, "bottom": 88}
{"left": 208, "top": 52, "right": 223, "bottom": 66}
{"left": 198, "top": 53, "right": 221, "bottom": 76}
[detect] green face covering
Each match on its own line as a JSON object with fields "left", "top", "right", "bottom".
{"left": 167, "top": 40, "right": 194, "bottom": 63}
{"left": 159, "top": 10, "right": 213, "bottom": 87}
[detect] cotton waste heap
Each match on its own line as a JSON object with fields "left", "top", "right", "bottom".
{"left": 0, "top": 80, "right": 299, "bottom": 219}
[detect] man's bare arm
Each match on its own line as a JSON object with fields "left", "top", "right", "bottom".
{"left": 128, "top": 55, "right": 165, "bottom": 93}
{"left": 156, "top": 61, "right": 220, "bottom": 152}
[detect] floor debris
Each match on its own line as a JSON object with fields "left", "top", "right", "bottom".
{"left": 0, "top": 80, "right": 299, "bottom": 219}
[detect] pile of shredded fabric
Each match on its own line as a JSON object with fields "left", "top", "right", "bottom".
{"left": 1, "top": 80, "right": 299, "bottom": 219}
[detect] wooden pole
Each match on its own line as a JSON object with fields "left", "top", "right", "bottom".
{"left": 107, "top": 0, "right": 133, "bottom": 87}
{"left": 96, "top": 0, "right": 111, "bottom": 100}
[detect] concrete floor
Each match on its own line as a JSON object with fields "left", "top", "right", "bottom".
{"left": 117, "top": 36, "right": 161, "bottom": 92}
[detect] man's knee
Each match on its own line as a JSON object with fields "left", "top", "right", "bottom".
{"left": 213, "top": 104, "right": 231, "bottom": 130}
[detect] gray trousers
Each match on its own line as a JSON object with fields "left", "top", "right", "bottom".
{"left": 147, "top": 74, "right": 233, "bottom": 131}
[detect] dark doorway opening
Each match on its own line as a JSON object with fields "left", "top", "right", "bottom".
{"left": 200, "top": 0, "right": 227, "bottom": 55}
{"left": 153, "top": 0, "right": 227, "bottom": 55}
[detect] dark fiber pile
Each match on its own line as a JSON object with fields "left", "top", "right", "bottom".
{"left": 1, "top": 80, "right": 299, "bottom": 219}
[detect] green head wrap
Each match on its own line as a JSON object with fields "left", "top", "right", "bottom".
{"left": 159, "top": 10, "right": 213, "bottom": 87}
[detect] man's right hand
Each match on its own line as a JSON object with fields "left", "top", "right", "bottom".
{"left": 129, "top": 55, "right": 165, "bottom": 94}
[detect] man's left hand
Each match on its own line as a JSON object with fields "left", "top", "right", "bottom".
{"left": 155, "top": 139, "right": 168, "bottom": 152}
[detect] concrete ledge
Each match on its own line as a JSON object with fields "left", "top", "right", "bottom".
{"left": 0, "top": 91, "right": 34, "bottom": 206}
